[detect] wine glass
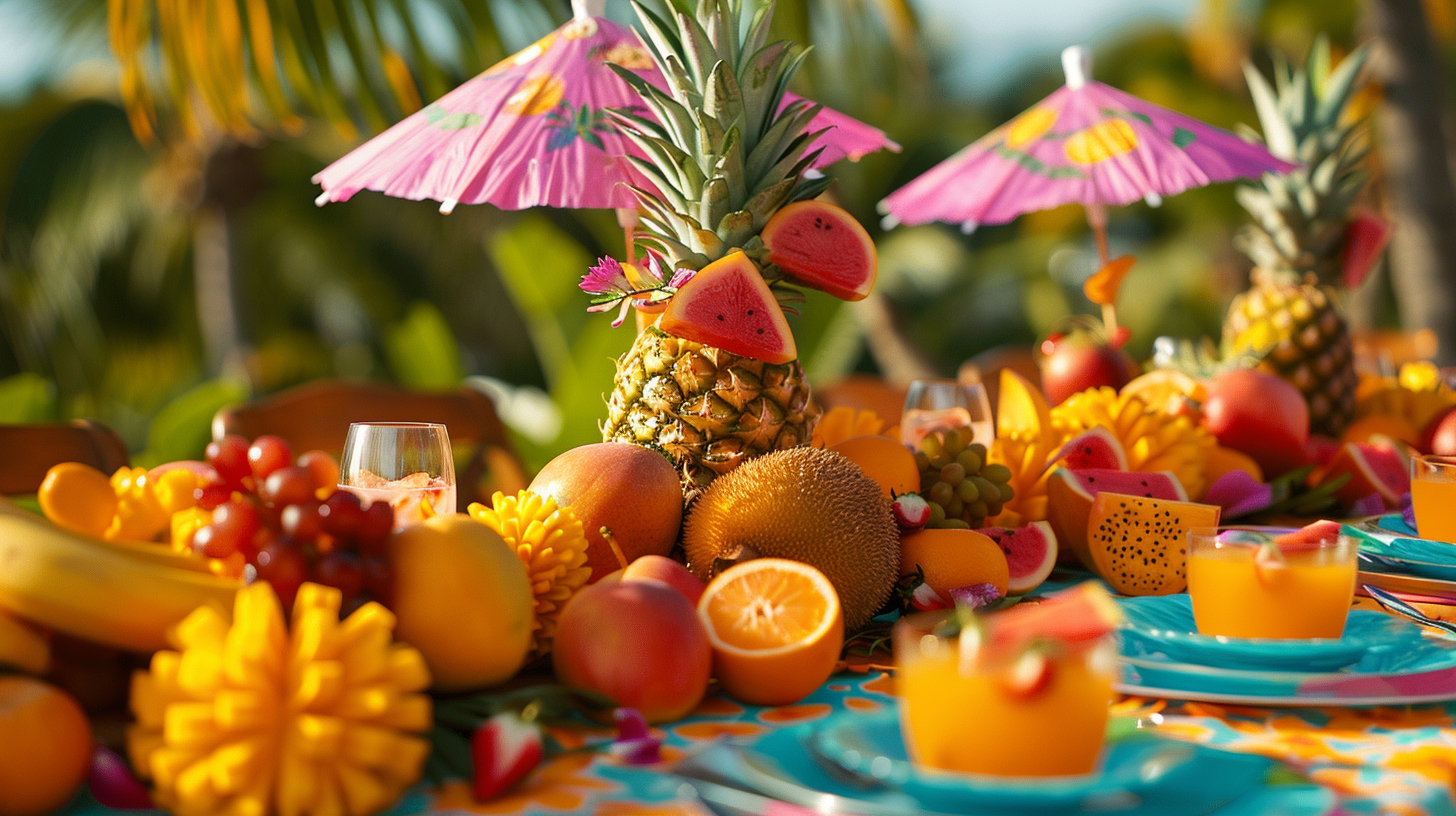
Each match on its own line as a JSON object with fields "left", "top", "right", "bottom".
{"left": 901, "top": 380, "right": 994, "bottom": 448}
{"left": 338, "top": 423, "right": 457, "bottom": 530}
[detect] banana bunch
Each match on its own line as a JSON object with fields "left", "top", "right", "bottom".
{"left": 0, "top": 499, "right": 240, "bottom": 653}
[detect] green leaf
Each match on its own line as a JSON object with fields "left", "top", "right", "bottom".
{"left": 385, "top": 301, "right": 464, "bottom": 390}
{"left": 0, "top": 373, "right": 58, "bottom": 423}
{"left": 135, "top": 378, "right": 251, "bottom": 468}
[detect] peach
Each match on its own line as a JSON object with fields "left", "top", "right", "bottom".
{"left": 530, "top": 443, "right": 683, "bottom": 582}
{"left": 623, "top": 555, "right": 706, "bottom": 605}
{"left": 552, "top": 579, "right": 710, "bottom": 723}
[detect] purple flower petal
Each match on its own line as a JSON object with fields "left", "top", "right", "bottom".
{"left": 1350, "top": 492, "right": 1386, "bottom": 518}
{"left": 948, "top": 582, "right": 1003, "bottom": 609}
{"left": 1204, "top": 470, "right": 1273, "bottom": 518}
{"left": 581, "top": 256, "right": 633, "bottom": 296}
{"left": 608, "top": 737, "right": 662, "bottom": 765}
{"left": 668, "top": 266, "right": 696, "bottom": 289}
{"left": 614, "top": 708, "right": 649, "bottom": 741}
{"left": 1404, "top": 500, "right": 1418, "bottom": 532}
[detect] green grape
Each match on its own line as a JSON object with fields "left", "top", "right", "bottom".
{"left": 940, "top": 463, "right": 966, "bottom": 484}
{"left": 955, "top": 480, "right": 980, "bottom": 503}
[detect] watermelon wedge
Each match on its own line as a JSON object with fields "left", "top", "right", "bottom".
{"left": 660, "top": 252, "right": 797, "bottom": 364}
{"left": 1046, "top": 469, "right": 1186, "bottom": 569}
{"left": 761, "top": 201, "right": 878, "bottom": 302}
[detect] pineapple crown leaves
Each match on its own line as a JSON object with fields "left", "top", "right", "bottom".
{"left": 607, "top": 0, "right": 833, "bottom": 271}
{"left": 1236, "top": 36, "right": 1374, "bottom": 284}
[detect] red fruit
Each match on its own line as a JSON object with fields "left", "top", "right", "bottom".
{"left": 88, "top": 747, "right": 154, "bottom": 810}
{"left": 622, "top": 555, "right": 706, "bottom": 605}
{"left": 1304, "top": 434, "right": 1342, "bottom": 468}
{"left": 909, "top": 583, "right": 951, "bottom": 611}
{"left": 975, "top": 522, "right": 1058, "bottom": 595}
{"left": 1273, "top": 520, "right": 1343, "bottom": 552}
{"left": 206, "top": 435, "right": 252, "bottom": 487}
{"left": 358, "top": 501, "right": 395, "bottom": 553}
{"left": 247, "top": 435, "right": 293, "bottom": 480}
{"left": 313, "top": 552, "right": 365, "bottom": 599}
{"left": 471, "top": 712, "right": 544, "bottom": 801}
{"left": 1040, "top": 344, "right": 1137, "bottom": 405}
{"left": 255, "top": 542, "right": 309, "bottom": 607}
{"left": 1046, "top": 427, "right": 1127, "bottom": 472}
{"left": 1046, "top": 469, "right": 1186, "bottom": 567}
{"left": 193, "top": 481, "right": 233, "bottom": 511}
{"left": 1316, "top": 441, "right": 1411, "bottom": 510}
{"left": 552, "top": 579, "right": 712, "bottom": 724}
{"left": 1341, "top": 209, "right": 1391, "bottom": 289}
{"left": 320, "top": 491, "right": 365, "bottom": 539}
{"left": 209, "top": 500, "right": 260, "bottom": 557}
{"left": 1422, "top": 407, "right": 1456, "bottom": 456}
{"left": 260, "top": 466, "right": 316, "bottom": 508}
{"left": 891, "top": 493, "right": 931, "bottom": 530}
{"left": 280, "top": 501, "right": 324, "bottom": 540}
{"left": 148, "top": 460, "right": 217, "bottom": 484}
{"left": 660, "top": 251, "right": 797, "bottom": 364}
{"left": 760, "top": 200, "right": 878, "bottom": 302}
{"left": 361, "top": 556, "right": 393, "bottom": 604}
{"left": 296, "top": 450, "right": 341, "bottom": 493}
{"left": 1202, "top": 369, "right": 1309, "bottom": 477}
{"left": 998, "top": 650, "right": 1055, "bottom": 699}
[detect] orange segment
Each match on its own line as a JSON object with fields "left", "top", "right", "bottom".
{"left": 1083, "top": 255, "right": 1136, "bottom": 305}
{"left": 697, "top": 559, "right": 844, "bottom": 707}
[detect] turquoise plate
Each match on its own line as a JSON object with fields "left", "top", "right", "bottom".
{"left": 734, "top": 709, "right": 1334, "bottom": 815}
{"left": 1118, "top": 595, "right": 1405, "bottom": 672}
{"left": 1347, "top": 519, "right": 1456, "bottom": 581}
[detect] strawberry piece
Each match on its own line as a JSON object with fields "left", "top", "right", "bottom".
{"left": 910, "top": 583, "right": 951, "bottom": 611}
{"left": 998, "top": 649, "right": 1055, "bottom": 698}
{"left": 891, "top": 493, "right": 931, "bottom": 530}
{"left": 471, "top": 712, "right": 544, "bottom": 801}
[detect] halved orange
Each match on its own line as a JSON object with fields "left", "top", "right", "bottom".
{"left": 697, "top": 558, "right": 844, "bottom": 707}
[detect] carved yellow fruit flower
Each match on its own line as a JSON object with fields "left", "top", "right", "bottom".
{"left": 128, "top": 583, "right": 432, "bottom": 816}
{"left": 106, "top": 467, "right": 171, "bottom": 542}
{"left": 987, "top": 434, "right": 1056, "bottom": 527}
{"left": 1356, "top": 361, "right": 1456, "bottom": 434}
{"left": 506, "top": 74, "right": 566, "bottom": 116}
{"left": 1006, "top": 107, "right": 1058, "bottom": 148}
{"left": 1051, "top": 387, "right": 1216, "bottom": 499}
{"left": 811, "top": 407, "right": 890, "bottom": 448}
{"left": 468, "top": 491, "right": 591, "bottom": 657}
{"left": 1064, "top": 119, "right": 1138, "bottom": 164}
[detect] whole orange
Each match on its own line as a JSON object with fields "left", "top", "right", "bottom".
{"left": 899, "top": 528, "right": 1009, "bottom": 597}
{"left": 0, "top": 677, "right": 93, "bottom": 816}
{"left": 828, "top": 436, "right": 919, "bottom": 497}
{"left": 37, "top": 462, "right": 117, "bottom": 537}
{"left": 530, "top": 443, "right": 683, "bottom": 581}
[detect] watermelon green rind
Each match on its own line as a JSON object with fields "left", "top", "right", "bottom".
{"left": 1087, "top": 492, "right": 1220, "bottom": 595}
{"left": 761, "top": 201, "right": 878, "bottom": 302}
{"left": 660, "top": 252, "right": 797, "bottom": 364}
{"left": 976, "top": 521, "right": 1058, "bottom": 595}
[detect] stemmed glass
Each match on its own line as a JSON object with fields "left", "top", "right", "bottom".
{"left": 901, "top": 379, "right": 994, "bottom": 448}
{"left": 337, "top": 423, "right": 457, "bottom": 530}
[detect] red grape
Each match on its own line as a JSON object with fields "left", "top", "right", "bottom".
{"left": 280, "top": 501, "right": 324, "bottom": 540}
{"left": 320, "top": 491, "right": 364, "bottom": 539}
{"left": 358, "top": 502, "right": 395, "bottom": 554}
{"left": 313, "top": 552, "right": 365, "bottom": 599}
{"left": 208, "top": 500, "right": 260, "bottom": 557}
{"left": 206, "top": 435, "right": 252, "bottom": 487}
{"left": 192, "top": 526, "right": 236, "bottom": 559}
{"left": 248, "top": 436, "right": 293, "bottom": 480}
{"left": 255, "top": 542, "right": 309, "bottom": 608}
{"left": 362, "top": 556, "right": 393, "bottom": 604}
{"left": 297, "top": 451, "right": 341, "bottom": 493}
{"left": 260, "top": 466, "right": 316, "bottom": 508}
{"left": 193, "top": 481, "right": 233, "bottom": 511}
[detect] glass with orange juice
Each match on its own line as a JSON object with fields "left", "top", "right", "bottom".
{"left": 894, "top": 583, "right": 1121, "bottom": 777}
{"left": 1411, "top": 454, "right": 1456, "bottom": 544}
{"left": 1186, "top": 527, "right": 1356, "bottom": 639}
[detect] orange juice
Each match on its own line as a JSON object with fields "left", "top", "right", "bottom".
{"left": 893, "top": 583, "right": 1120, "bottom": 777}
{"left": 1187, "top": 531, "right": 1355, "bottom": 639}
{"left": 1411, "top": 455, "right": 1456, "bottom": 543}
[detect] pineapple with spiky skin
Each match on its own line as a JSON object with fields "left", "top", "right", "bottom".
{"left": 599, "top": 0, "right": 833, "bottom": 495}
{"left": 1223, "top": 38, "right": 1372, "bottom": 437}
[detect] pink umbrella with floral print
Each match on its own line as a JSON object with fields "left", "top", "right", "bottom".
{"left": 879, "top": 46, "right": 1295, "bottom": 326}
{"left": 312, "top": 0, "right": 897, "bottom": 215}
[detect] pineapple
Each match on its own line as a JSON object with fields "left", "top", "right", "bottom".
{"left": 599, "top": 0, "right": 831, "bottom": 495}
{"left": 1223, "top": 37, "right": 1372, "bottom": 437}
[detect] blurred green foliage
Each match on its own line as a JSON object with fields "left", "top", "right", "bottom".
{"left": 0, "top": 0, "right": 1449, "bottom": 471}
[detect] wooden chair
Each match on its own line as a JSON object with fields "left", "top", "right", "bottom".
{"left": 0, "top": 420, "right": 130, "bottom": 494}
{"left": 212, "top": 380, "right": 528, "bottom": 510}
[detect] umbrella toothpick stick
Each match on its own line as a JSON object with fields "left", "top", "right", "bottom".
{"left": 617, "top": 207, "right": 638, "bottom": 264}
{"left": 1084, "top": 201, "right": 1118, "bottom": 332}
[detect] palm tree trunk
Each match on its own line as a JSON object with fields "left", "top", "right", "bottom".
{"left": 1368, "top": 0, "right": 1456, "bottom": 365}
{"left": 193, "top": 204, "right": 245, "bottom": 376}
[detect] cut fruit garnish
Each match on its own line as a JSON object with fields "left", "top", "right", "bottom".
{"left": 985, "top": 582, "right": 1123, "bottom": 656}
{"left": 998, "top": 647, "right": 1056, "bottom": 698}
{"left": 1272, "top": 520, "right": 1342, "bottom": 553}
{"left": 660, "top": 252, "right": 796, "bottom": 364}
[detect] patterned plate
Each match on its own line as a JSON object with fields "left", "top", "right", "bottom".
{"left": 1347, "top": 519, "right": 1456, "bottom": 582}
{"left": 1118, "top": 595, "right": 1406, "bottom": 672}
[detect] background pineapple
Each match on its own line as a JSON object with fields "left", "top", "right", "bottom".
{"left": 600, "top": 0, "right": 832, "bottom": 495}
{"left": 1223, "top": 38, "right": 1372, "bottom": 437}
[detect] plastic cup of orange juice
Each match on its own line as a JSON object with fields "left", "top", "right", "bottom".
{"left": 1411, "top": 454, "right": 1456, "bottom": 544}
{"left": 893, "top": 584, "right": 1119, "bottom": 777}
{"left": 1186, "top": 527, "right": 1356, "bottom": 640}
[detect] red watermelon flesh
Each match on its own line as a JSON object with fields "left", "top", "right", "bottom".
{"left": 982, "top": 582, "right": 1123, "bottom": 658}
{"left": 1317, "top": 440, "right": 1411, "bottom": 509}
{"left": 761, "top": 201, "right": 878, "bottom": 302}
{"left": 1045, "top": 427, "right": 1127, "bottom": 473}
{"left": 1047, "top": 469, "right": 1187, "bottom": 570}
{"left": 1271, "top": 520, "right": 1343, "bottom": 553}
{"left": 660, "top": 252, "right": 797, "bottom": 364}
{"left": 976, "top": 521, "right": 1058, "bottom": 595}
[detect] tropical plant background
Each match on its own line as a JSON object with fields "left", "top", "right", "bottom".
{"left": 0, "top": 0, "right": 1452, "bottom": 470}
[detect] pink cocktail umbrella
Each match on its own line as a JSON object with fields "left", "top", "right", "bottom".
{"left": 879, "top": 46, "right": 1296, "bottom": 328}
{"left": 313, "top": 0, "right": 897, "bottom": 217}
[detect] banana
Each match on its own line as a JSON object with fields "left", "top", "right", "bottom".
{"left": 0, "top": 608, "right": 49, "bottom": 674}
{"left": 0, "top": 502, "right": 240, "bottom": 653}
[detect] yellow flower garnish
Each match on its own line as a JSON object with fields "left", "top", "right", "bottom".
{"left": 811, "top": 406, "right": 889, "bottom": 447}
{"left": 468, "top": 491, "right": 592, "bottom": 657}
{"left": 128, "top": 583, "right": 432, "bottom": 816}
{"left": 107, "top": 467, "right": 170, "bottom": 542}
{"left": 1051, "top": 387, "right": 1216, "bottom": 499}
